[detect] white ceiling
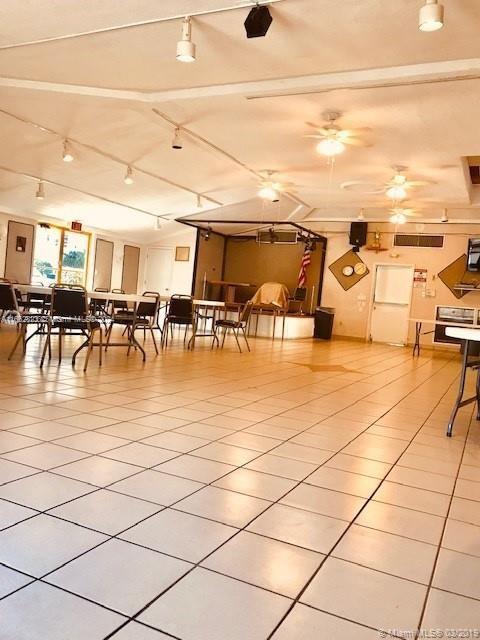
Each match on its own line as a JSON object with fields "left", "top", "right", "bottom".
{"left": 1, "top": 0, "right": 480, "bottom": 243}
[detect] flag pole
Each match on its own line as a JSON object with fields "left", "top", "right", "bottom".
{"left": 310, "top": 285, "right": 315, "bottom": 315}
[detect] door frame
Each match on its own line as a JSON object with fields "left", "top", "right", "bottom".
{"left": 367, "top": 262, "right": 415, "bottom": 344}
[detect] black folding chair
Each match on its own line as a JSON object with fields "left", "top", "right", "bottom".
{"left": 40, "top": 284, "right": 102, "bottom": 371}
{"left": 162, "top": 295, "right": 195, "bottom": 347}
{"left": 213, "top": 301, "right": 253, "bottom": 353}
{"left": 106, "top": 292, "right": 160, "bottom": 356}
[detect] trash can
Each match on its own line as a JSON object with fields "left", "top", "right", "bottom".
{"left": 314, "top": 307, "right": 335, "bottom": 339}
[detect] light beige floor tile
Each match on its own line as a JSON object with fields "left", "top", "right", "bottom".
{"left": 433, "top": 547, "right": 480, "bottom": 600}
{"left": 333, "top": 524, "right": 437, "bottom": 584}
{"left": 271, "top": 603, "right": 381, "bottom": 640}
{"left": 11, "top": 421, "right": 83, "bottom": 440}
{"left": 48, "top": 538, "right": 191, "bottom": 615}
{"left": 56, "top": 414, "right": 120, "bottom": 429}
{"left": 0, "top": 564, "right": 33, "bottom": 597}
{"left": 387, "top": 466, "right": 456, "bottom": 495}
{"left": 20, "top": 406, "right": 79, "bottom": 421}
{"left": 2, "top": 443, "right": 88, "bottom": 470}
{"left": 281, "top": 483, "right": 365, "bottom": 521}
{"left": 174, "top": 423, "right": 233, "bottom": 440}
{"left": 449, "top": 496, "right": 480, "bottom": 527}
{"left": 0, "top": 458, "right": 38, "bottom": 484}
{"left": 245, "top": 454, "right": 317, "bottom": 480}
{"left": 49, "top": 489, "right": 161, "bottom": 535}
{"left": 55, "top": 456, "right": 140, "bottom": 487}
{"left": 356, "top": 500, "right": 445, "bottom": 545}
{"left": 111, "top": 469, "right": 202, "bottom": 506}
{"left": 0, "top": 431, "right": 41, "bottom": 454}
{"left": 0, "top": 412, "right": 42, "bottom": 430}
{"left": 214, "top": 468, "right": 296, "bottom": 501}
{"left": 454, "top": 478, "right": 480, "bottom": 502}
{"left": 301, "top": 557, "right": 426, "bottom": 632}
{"left": 421, "top": 589, "right": 480, "bottom": 634}
{"left": 176, "top": 486, "right": 270, "bottom": 528}
{"left": 306, "top": 466, "right": 381, "bottom": 498}
{"left": 0, "top": 581, "right": 124, "bottom": 640}
{"left": 121, "top": 508, "right": 236, "bottom": 562}
{"left": 139, "top": 568, "right": 291, "bottom": 640}
{"left": 54, "top": 431, "right": 127, "bottom": 454}
{"left": 0, "top": 471, "right": 94, "bottom": 510}
{"left": 0, "top": 514, "right": 107, "bottom": 576}
{"left": 442, "top": 519, "right": 480, "bottom": 557}
{"left": 374, "top": 481, "right": 451, "bottom": 516}
{"left": 248, "top": 503, "right": 348, "bottom": 554}
{"left": 102, "top": 442, "right": 178, "bottom": 467}
{"left": 219, "top": 432, "right": 281, "bottom": 452}
{"left": 141, "top": 431, "right": 210, "bottom": 453}
{"left": 272, "top": 442, "right": 332, "bottom": 465}
{"left": 203, "top": 530, "right": 322, "bottom": 598}
{"left": 156, "top": 454, "right": 235, "bottom": 483}
{"left": 97, "top": 422, "right": 160, "bottom": 440}
{"left": 325, "top": 453, "right": 391, "bottom": 478}
{"left": 93, "top": 407, "right": 149, "bottom": 422}
{"left": 398, "top": 452, "right": 459, "bottom": 477}
{"left": 0, "top": 499, "right": 37, "bottom": 529}
{"left": 192, "top": 442, "right": 260, "bottom": 465}
{"left": 108, "top": 622, "right": 171, "bottom": 639}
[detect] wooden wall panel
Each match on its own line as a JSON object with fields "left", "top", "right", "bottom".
{"left": 4, "top": 220, "right": 34, "bottom": 283}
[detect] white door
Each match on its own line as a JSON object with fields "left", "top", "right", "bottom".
{"left": 144, "top": 248, "right": 173, "bottom": 295}
{"left": 369, "top": 264, "right": 414, "bottom": 345}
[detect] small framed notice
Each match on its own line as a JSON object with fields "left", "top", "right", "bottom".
{"left": 175, "top": 246, "right": 190, "bottom": 262}
{"left": 16, "top": 236, "right": 27, "bottom": 252}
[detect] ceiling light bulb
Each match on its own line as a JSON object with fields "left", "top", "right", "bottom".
{"left": 176, "top": 16, "right": 196, "bottom": 62}
{"left": 155, "top": 217, "right": 162, "bottom": 230}
{"left": 357, "top": 209, "right": 365, "bottom": 221}
{"left": 258, "top": 185, "right": 279, "bottom": 201}
{"left": 386, "top": 185, "right": 408, "bottom": 200}
{"left": 35, "top": 181, "right": 45, "bottom": 200}
{"left": 196, "top": 194, "right": 203, "bottom": 208}
{"left": 62, "top": 139, "right": 74, "bottom": 162}
{"left": 124, "top": 166, "right": 134, "bottom": 185}
{"left": 419, "top": 0, "right": 444, "bottom": 32}
{"left": 316, "top": 138, "right": 345, "bottom": 157}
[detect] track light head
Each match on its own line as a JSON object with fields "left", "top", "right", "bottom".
{"left": 35, "top": 181, "right": 45, "bottom": 200}
{"left": 196, "top": 194, "right": 203, "bottom": 208}
{"left": 172, "top": 128, "right": 183, "bottom": 150}
{"left": 155, "top": 217, "right": 162, "bottom": 230}
{"left": 176, "top": 16, "right": 196, "bottom": 62}
{"left": 244, "top": 5, "right": 273, "bottom": 38}
{"left": 62, "top": 139, "right": 74, "bottom": 162}
{"left": 202, "top": 226, "right": 211, "bottom": 241}
{"left": 124, "top": 166, "right": 134, "bottom": 185}
{"left": 419, "top": 0, "right": 444, "bottom": 32}
{"left": 441, "top": 209, "right": 449, "bottom": 223}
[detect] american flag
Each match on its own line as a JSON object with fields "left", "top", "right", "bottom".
{"left": 297, "top": 246, "right": 311, "bottom": 287}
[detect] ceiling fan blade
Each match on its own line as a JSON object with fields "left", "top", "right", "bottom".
{"left": 405, "top": 180, "right": 433, "bottom": 187}
{"left": 343, "top": 138, "right": 367, "bottom": 147}
{"left": 303, "top": 134, "right": 323, "bottom": 139}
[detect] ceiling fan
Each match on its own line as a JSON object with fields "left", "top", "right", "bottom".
{"left": 389, "top": 206, "right": 420, "bottom": 224}
{"left": 257, "top": 170, "right": 295, "bottom": 201}
{"left": 305, "top": 111, "right": 370, "bottom": 157}
{"left": 384, "top": 166, "right": 432, "bottom": 201}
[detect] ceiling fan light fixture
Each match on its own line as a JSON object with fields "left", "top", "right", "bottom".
{"left": 258, "top": 185, "right": 279, "bottom": 201}
{"left": 419, "top": 0, "right": 444, "bottom": 32}
{"left": 316, "top": 137, "right": 345, "bottom": 157}
{"left": 176, "top": 16, "right": 196, "bottom": 62}
{"left": 62, "top": 139, "right": 74, "bottom": 162}
{"left": 386, "top": 185, "right": 408, "bottom": 201}
{"left": 390, "top": 212, "right": 406, "bottom": 225}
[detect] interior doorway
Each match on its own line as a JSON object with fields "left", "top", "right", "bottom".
{"left": 369, "top": 263, "right": 414, "bottom": 346}
{"left": 144, "top": 247, "right": 174, "bottom": 296}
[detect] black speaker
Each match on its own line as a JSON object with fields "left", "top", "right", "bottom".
{"left": 349, "top": 222, "right": 367, "bottom": 247}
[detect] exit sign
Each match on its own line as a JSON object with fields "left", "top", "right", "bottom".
{"left": 71, "top": 221, "right": 82, "bottom": 231}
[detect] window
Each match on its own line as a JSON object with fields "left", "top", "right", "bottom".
{"left": 32, "top": 225, "right": 90, "bottom": 286}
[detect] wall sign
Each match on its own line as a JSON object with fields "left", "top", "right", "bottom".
{"left": 328, "top": 250, "right": 369, "bottom": 291}
{"left": 175, "top": 246, "right": 190, "bottom": 262}
{"left": 414, "top": 268, "right": 427, "bottom": 287}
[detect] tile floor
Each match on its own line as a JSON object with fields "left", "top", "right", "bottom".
{"left": 0, "top": 326, "right": 480, "bottom": 639}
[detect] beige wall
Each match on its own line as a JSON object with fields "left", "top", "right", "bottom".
{"left": 312, "top": 221, "right": 480, "bottom": 344}
{"left": 223, "top": 237, "right": 323, "bottom": 308}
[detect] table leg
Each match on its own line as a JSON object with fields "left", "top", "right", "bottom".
{"left": 447, "top": 339, "right": 470, "bottom": 437}
{"left": 413, "top": 321, "right": 421, "bottom": 357}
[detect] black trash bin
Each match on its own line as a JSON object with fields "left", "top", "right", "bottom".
{"left": 314, "top": 307, "right": 335, "bottom": 339}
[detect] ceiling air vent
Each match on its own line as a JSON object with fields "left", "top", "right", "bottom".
{"left": 394, "top": 234, "right": 444, "bottom": 248}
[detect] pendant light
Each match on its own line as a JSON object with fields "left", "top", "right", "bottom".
{"left": 35, "top": 181, "right": 45, "bottom": 200}
{"left": 419, "top": 0, "right": 444, "bottom": 32}
{"left": 390, "top": 212, "right": 406, "bottom": 225}
{"left": 176, "top": 17, "right": 196, "bottom": 63}
{"left": 386, "top": 185, "right": 408, "bottom": 201}
{"left": 62, "top": 139, "right": 74, "bottom": 162}
{"left": 258, "top": 185, "right": 279, "bottom": 202}
{"left": 124, "top": 166, "right": 134, "bottom": 185}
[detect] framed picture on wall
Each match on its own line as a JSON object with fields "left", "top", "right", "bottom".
{"left": 175, "top": 246, "right": 190, "bottom": 262}
{"left": 16, "top": 236, "right": 27, "bottom": 252}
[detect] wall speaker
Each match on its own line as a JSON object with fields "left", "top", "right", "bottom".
{"left": 349, "top": 222, "right": 368, "bottom": 247}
